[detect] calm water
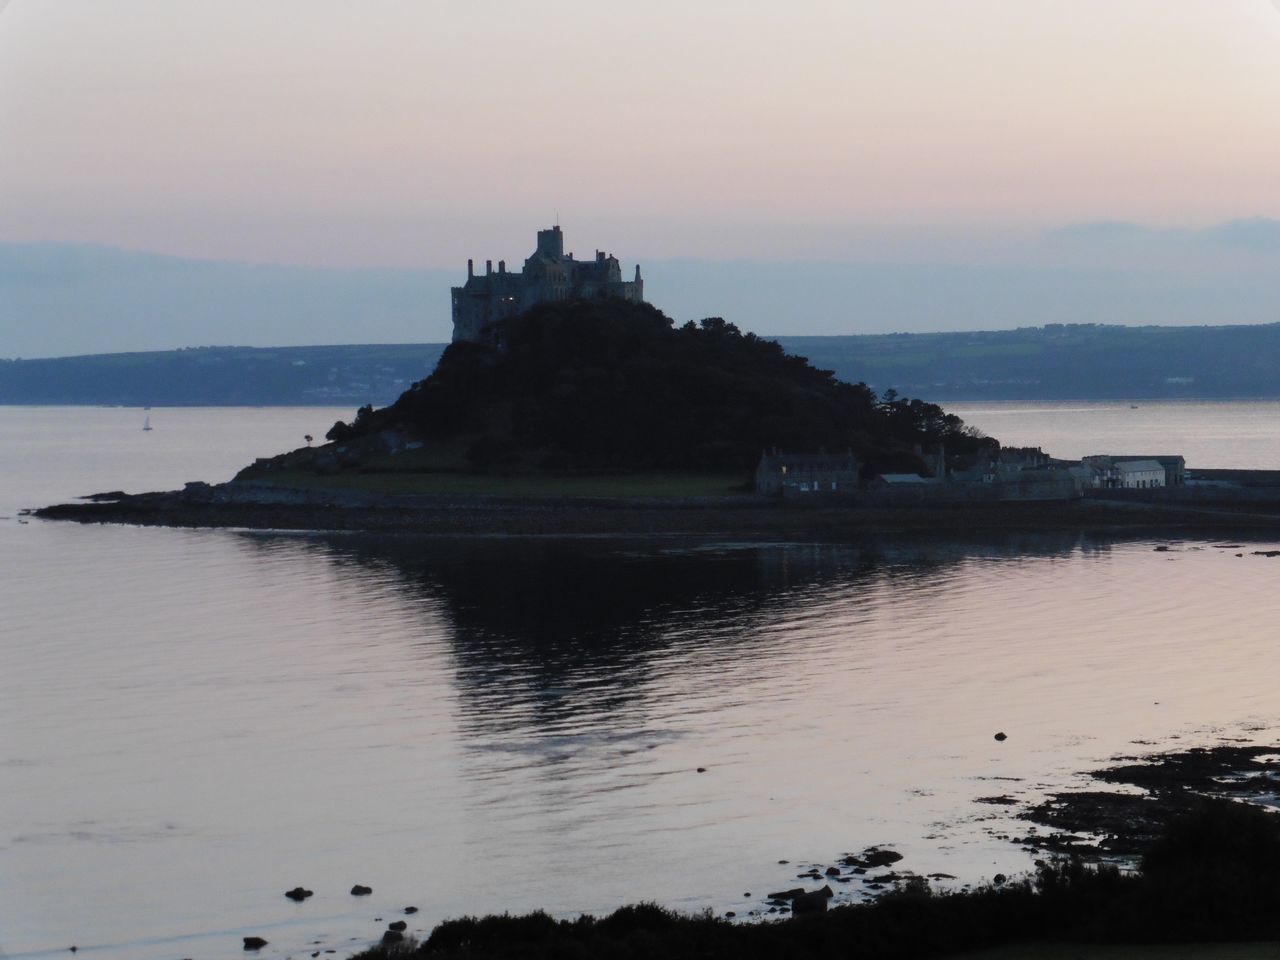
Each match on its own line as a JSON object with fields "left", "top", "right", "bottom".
{"left": 951, "top": 398, "right": 1280, "bottom": 467}
{"left": 5, "top": 402, "right": 1280, "bottom": 960}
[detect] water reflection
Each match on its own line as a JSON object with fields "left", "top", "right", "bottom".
{"left": 231, "top": 530, "right": 1112, "bottom": 746}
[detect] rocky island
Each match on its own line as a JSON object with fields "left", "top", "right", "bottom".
{"left": 30, "top": 295, "right": 1280, "bottom": 959}
{"left": 34, "top": 297, "right": 1280, "bottom": 536}
{"left": 33, "top": 297, "right": 986, "bottom": 529}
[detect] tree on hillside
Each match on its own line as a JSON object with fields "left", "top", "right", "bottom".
{"left": 326, "top": 299, "right": 993, "bottom": 474}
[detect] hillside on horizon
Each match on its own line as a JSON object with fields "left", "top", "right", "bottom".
{"left": 8, "top": 320, "right": 1280, "bottom": 407}
{"left": 775, "top": 322, "right": 1280, "bottom": 401}
{"left": 5, "top": 240, "right": 1280, "bottom": 359}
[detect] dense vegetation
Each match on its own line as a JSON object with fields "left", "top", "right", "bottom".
{"left": 355, "top": 800, "right": 1280, "bottom": 960}
{"left": 326, "top": 299, "right": 989, "bottom": 475}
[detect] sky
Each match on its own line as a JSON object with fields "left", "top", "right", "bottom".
{"left": 3, "top": 1, "right": 1280, "bottom": 354}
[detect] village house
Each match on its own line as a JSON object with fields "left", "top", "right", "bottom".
{"left": 1080, "top": 455, "right": 1186, "bottom": 488}
{"left": 1116, "top": 455, "right": 1186, "bottom": 486}
{"left": 754, "top": 443, "right": 1182, "bottom": 501}
{"left": 1066, "top": 461, "right": 1113, "bottom": 489}
{"left": 756, "top": 450, "right": 860, "bottom": 496}
{"left": 1114, "top": 459, "right": 1166, "bottom": 489}
{"left": 990, "top": 446, "right": 1054, "bottom": 482}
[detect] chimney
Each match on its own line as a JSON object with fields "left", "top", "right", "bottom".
{"left": 468, "top": 258, "right": 474, "bottom": 278}
{"left": 499, "top": 260, "right": 506, "bottom": 273}
{"left": 486, "top": 260, "right": 492, "bottom": 275}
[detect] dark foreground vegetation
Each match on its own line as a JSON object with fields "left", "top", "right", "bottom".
{"left": 1024, "top": 744, "right": 1280, "bottom": 858}
{"left": 321, "top": 299, "right": 991, "bottom": 477}
{"left": 353, "top": 800, "right": 1280, "bottom": 960}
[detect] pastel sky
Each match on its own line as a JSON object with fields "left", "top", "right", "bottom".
{"left": 4, "top": 1, "right": 1280, "bottom": 355}
{"left": 4, "top": 0, "right": 1280, "bottom": 268}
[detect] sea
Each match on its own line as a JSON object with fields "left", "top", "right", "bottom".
{"left": 5, "top": 400, "right": 1280, "bottom": 960}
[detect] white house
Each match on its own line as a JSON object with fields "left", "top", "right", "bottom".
{"left": 1115, "top": 459, "right": 1165, "bottom": 489}
{"left": 1080, "top": 454, "right": 1185, "bottom": 488}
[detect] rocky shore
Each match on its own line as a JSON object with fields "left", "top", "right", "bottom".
{"left": 30, "top": 479, "right": 1280, "bottom": 538}
{"left": 1017, "top": 742, "right": 1280, "bottom": 859}
{"left": 51, "top": 733, "right": 1280, "bottom": 958}
{"left": 333, "top": 740, "right": 1280, "bottom": 960}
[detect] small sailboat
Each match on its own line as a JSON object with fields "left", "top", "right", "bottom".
{"left": 143, "top": 415, "right": 153, "bottom": 432}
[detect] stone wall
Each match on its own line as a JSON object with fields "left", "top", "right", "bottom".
{"left": 1087, "top": 485, "right": 1280, "bottom": 505}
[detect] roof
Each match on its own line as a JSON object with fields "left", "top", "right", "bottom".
{"left": 1087, "top": 454, "right": 1185, "bottom": 465}
{"left": 759, "top": 452, "right": 857, "bottom": 467}
{"left": 1115, "top": 459, "right": 1164, "bottom": 473}
{"left": 879, "top": 473, "right": 929, "bottom": 484}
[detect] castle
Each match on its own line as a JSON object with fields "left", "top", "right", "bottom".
{"left": 450, "top": 226, "right": 644, "bottom": 343}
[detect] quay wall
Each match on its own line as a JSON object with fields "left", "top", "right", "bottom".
{"left": 1087, "top": 482, "right": 1280, "bottom": 506}
{"left": 1088, "top": 488, "right": 1280, "bottom": 506}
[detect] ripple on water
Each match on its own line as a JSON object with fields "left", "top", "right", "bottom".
{"left": 9, "top": 407, "right": 1280, "bottom": 959}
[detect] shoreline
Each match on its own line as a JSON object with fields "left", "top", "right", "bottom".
{"left": 30, "top": 481, "right": 1280, "bottom": 537}
{"left": 339, "top": 738, "right": 1280, "bottom": 959}
{"left": 29, "top": 474, "right": 1280, "bottom": 956}
{"left": 36, "top": 735, "right": 1276, "bottom": 960}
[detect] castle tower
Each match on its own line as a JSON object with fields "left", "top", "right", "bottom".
{"left": 534, "top": 226, "right": 564, "bottom": 260}
{"left": 450, "top": 226, "right": 646, "bottom": 344}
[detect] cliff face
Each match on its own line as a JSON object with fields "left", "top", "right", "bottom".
{"left": 320, "top": 299, "right": 989, "bottom": 476}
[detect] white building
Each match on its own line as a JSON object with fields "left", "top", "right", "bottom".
{"left": 1080, "top": 454, "right": 1185, "bottom": 488}
{"left": 1115, "top": 459, "right": 1165, "bottom": 489}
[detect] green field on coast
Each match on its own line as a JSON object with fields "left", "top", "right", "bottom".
{"left": 241, "top": 469, "right": 751, "bottom": 499}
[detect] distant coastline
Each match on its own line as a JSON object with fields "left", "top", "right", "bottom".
{"left": 10, "top": 322, "right": 1280, "bottom": 406}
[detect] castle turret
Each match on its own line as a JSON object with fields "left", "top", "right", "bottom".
{"left": 535, "top": 226, "right": 564, "bottom": 260}
{"left": 451, "top": 226, "right": 645, "bottom": 344}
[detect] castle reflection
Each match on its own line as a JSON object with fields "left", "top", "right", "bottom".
{"left": 232, "top": 530, "right": 1107, "bottom": 746}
